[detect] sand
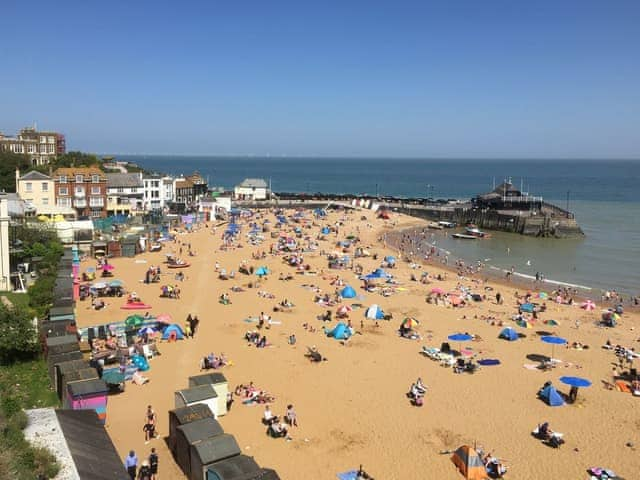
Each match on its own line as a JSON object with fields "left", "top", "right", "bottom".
{"left": 76, "top": 209, "right": 640, "bottom": 480}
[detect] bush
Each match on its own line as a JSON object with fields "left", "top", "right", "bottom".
{"left": 0, "top": 304, "right": 39, "bottom": 364}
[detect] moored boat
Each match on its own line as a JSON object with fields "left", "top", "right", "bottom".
{"left": 427, "top": 222, "right": 444, "bottom": 230}
{"left": 452, "top": 233, "right": 478, "bottom": 240}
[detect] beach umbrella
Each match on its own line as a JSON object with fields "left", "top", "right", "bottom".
{"left": 138, "top": 326, "right": 156, "bottom": 336}
{"left": 544, "top": 319, "right": 560, "bottom": 326}
{"left": 156, "top": 313, "right": 172, "bottom": 323}
{"left": 337, "top": 305, "right": 352, "bottom": 315}
{"left": 102, "top": 370, "right": 125, "bottom": 385}
{"left": 517, "top": 319, "right": 533, "bottom": 329}
{"left": 101, "top": 264, "right": 115, "bottom": 271}
{"left": 431, "top": 287, "right": 445, "bottom": 295}
{"left": 448, "top": 333, "right": 472, "bottom": 354}
{"left": 384, "top": 255, "right": 396, "bottom": 264}
{"left": 581, "top": 300, "right": 596, "bottom": 311}
{"left": 401, "top": 317, "right": 419, "bottom": 329}
{"left": 108, "top": 279, "right": 123, "bottom": 288}
{"left": 559, "top": 376, "right": 592, "bottom": 402}
{"left": 541, "top": 335, "right": 567, "bottom": 360}
{"left": 125, "top": 314, "right": 145, "bottom": 328}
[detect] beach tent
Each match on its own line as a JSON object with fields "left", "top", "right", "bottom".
{"left": 365, "top": 304, "right": 385, "bottom": 320}
{"left": 255, "top": 266, "right": 269, "bottom": 277}
{"left": 321, "top": 227, "right": 330, "bottom": 235}
{"left": 384, "top": 255, "right": 396, "bottom": 264}
{"left": 516, "top": 319, "right": 533, "bottom": 329}
{"left": 519, "top": 303, "right": 535, "bottom": 313}
{"left": 498, "top": 327, "right": 518, "bottom": 341}
{"left": 162, "top": 323, "right": 185, "bottom": 340}
{"left": 326, "top": 322, "right": 351, "bottom": 340}
{"left": 340, "top": 286, "right": 357, "bottom": 299}
{"left": 539, "top": 384, "right": 565, "bottom": 407}
{"left": 451, "top": 445, "right": 489, "bottom": 480}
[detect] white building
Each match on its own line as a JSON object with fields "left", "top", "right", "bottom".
{"left": 0, "top": 194, "right": 11, "bottom": 291}
{"left": 106, "top": 173, "right": 143, "bottom": 215}
{"left": 162, "top": 177, "right": 174, "bottom": 208}
{"left": 234, "top": 178, "right": 269, "bottom": 201}
{"left": 142, "top": 174, "right": 175, "bottom": 211}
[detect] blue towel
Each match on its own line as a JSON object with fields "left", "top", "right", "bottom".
{"left": 337, "top": 471, "right": 358, "bottom": 480}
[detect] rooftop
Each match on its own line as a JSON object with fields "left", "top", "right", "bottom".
{"left": 106, "top": 173, "right": 143, "bottom": 188}
{"left": 19, "top": 170, "right": 52, "bottom": 181}
{"left": 238, "top": 178, "right": 268, "bottom": 189}
{"left": 53, "top": 167, "right": 106, "bottom": 180}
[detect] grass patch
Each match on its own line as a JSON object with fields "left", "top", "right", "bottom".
{"left": 0, "top": 291, "right": 31, "bottom": 311}
{"left": 0, "top": 359, "right": 60, "bottom": 479}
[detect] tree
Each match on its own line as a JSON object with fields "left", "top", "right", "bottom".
{"left": 53, "top": 151, "right": 101, "bottom": 168}
{"left": 0, "top": 151, "right": 32, "bottom": 192}
{"left": 0, "top": 303, "right": 39, "bottom": 363}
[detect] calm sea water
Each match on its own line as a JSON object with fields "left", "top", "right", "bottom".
{"left": 119, "top": 156, "right": 640, "bottom": 295}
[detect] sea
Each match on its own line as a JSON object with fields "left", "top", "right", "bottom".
{"left": 118, "top": 156, "right": 640, "bottom": 296}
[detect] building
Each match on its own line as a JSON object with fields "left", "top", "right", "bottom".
{"left": 234, "top": 178, "right": 269, "bottom": 201}
{"left": 15, "top": 170, "right": 55, "bottom": 212}
{"left": 473, "top": 180, "right": 543, "bottom": 211}
{"left": 106, "top": 173, "right": 143, "bottom": 215}
{"left": 0, "top": 126, "right": 66, "bottom": 166}
{"left": 174, "top": 178, "right": 195, "bottom": 207}
{"left": 141, "top": 174, "right": 163, "bottom": 211}
{"left": 162, "top": 177, "right": 174, "bottom": 208}
{"left": 0, "top": 194, "right": 10, "bottom": 290}
{"left": 53, "top": 167, "right": 107, "bottom": 218}
{"left": 186, "top": 172, "right": 209, "bottom": 202}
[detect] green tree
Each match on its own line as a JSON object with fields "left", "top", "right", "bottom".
{"left": 53, "top": 151, "right": 101, "bottom": 168}
{"left": 0, "top": 304, "right": 39, "bottom": 363}
{"left": 0, "top": 151, "right": 32, "bottom": 192}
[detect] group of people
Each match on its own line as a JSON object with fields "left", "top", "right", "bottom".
{"left": 245, "top": 330, "right": 268, "bottom": 348}
{"left": 184, "top": 314, "right": 200, "bottom": 338}
{"left": 124, "top": 448, "right": 158, "bottom": 480}
{"left": 263, "top": 404, "right": 298, "bottom": 439}
{"left": 200, "top": 351, "right": 228, "bottom": 370}
{"left": 407, "top": 378, "right": 427, "bottom": 405}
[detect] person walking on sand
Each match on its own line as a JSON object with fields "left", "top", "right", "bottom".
{"left": 125, "top": 450, "right": 138, "bottom": 480}
{"left": 148, "top": 448, "right": 159, "bottom": 480}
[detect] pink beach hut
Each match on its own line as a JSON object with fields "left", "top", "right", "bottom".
{"left": 65, "top": 379, "right": 109, "bottom": 424}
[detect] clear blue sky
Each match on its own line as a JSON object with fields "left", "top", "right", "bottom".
{"left": 1, "top": 1, "right": 639, "bottom": 158}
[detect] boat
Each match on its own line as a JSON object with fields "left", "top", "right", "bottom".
{"left": 465, "top": 225, "right": 490, "bottom": 238}
{"left": 438, "top": 221, "right": 456, "bottom": 228}
{"left": 452, "top": 233, "right": 478, "bottom": 240}
{"left": 427, "top": 222, "right": 443, "bottom": 230}
{"left": 121, "top": 302, "right": 153, "bottom": 310}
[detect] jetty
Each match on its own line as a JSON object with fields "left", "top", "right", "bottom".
{"left": 234, "top": 180, "right": 584, "bottom": 239}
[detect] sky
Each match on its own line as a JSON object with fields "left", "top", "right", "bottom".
{"left": 1, "top": 1, "right": 639, "bottom": 158}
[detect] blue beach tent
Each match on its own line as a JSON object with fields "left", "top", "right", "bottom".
{"left": 365, "top": 304, "right": 385, "bottom": 320}
{"left": 162, "top": 324, "right": 184, "bottom": 340}
{"left": 341, "top": 285, "right": 357, "bottom": 298}
{"left": 326, "top": 322, "right": 351, "bottom": 340}
{"left": 520, "top": 303, "right": 535, "bottom": 313}
{"left": 255, "top": 266, "right": 269, "bottom": 277}
{"left": 539, "top": 384, "right": 565, "bottom": 407}
{"left": 321, "top": 227, "right": 330, "bottom": 235}
{"left": 499, "top": 327, "right": 519, "bottom": 341}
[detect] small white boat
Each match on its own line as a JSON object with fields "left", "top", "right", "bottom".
{"left": 452, "top": 233, "right": 478, "bottom": 240}
{"left": 465, "top": 227, "right": 490, "bottom": 238}
{"left": 427, "top": 222, "right": 443, "bottom": 230}
{"left": 438, "top": 221, "right": 456, "bottom": 228}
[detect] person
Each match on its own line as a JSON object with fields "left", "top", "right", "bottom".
{"left": 495, "top": 292, "right": 502, "bottom": 305}
{"left": 125, "top": 450, "right": 138, "bottom": 480}
{"left": 415, "top": 377, "right": 426, "bottom": 393}
{"left": 286, "top": 404, "right": 298, "bottom": 427}
{"left": 143, "top": 420, "right": 155, "bottom": 444}
{"left": 263, "top": 405, "right": 274, "bottom": 424}
{"left": 184, "top": 321, "right": 192, "bottom": 338}
{"left": 538, "top": 422, "right": 553, "bottom": 439}
{"left": 147, "top": 448, "right": 159, "bottom": 480}
{"left": 257, "top": 335, "right": 267, "bottom": 348}
{"left": 137, "top": 460, "right": 152, "bottom": 480}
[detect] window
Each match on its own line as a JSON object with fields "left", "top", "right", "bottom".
{"left": 91, "top": 186, "right": 101, "bottom": 194}
{"left": 48, "top": 136, "right": 55, "bottom": 144}
{"left": 40, "top": 136, "right": 46, "bottom": 144}
{"left": 59, "top": 186, "right": 68, "bottom": 195}
{"left": 89, "top": 197, "right": 104, "bottom": 207}
{"left": 27, "top": 144, "right": 36, "bottom": 153}
{"left": 47, "top": 144, "right": 55, "bottom": 154}
{"left": 92, "top": 175, "right": 100, "bottom": 183}
{"left": 91, "top": 210, "right": 102, "bottom": 218}
{"left": 39, "top": 145, "right": 47, "bottom": 153}
{"left": 75, "top": 186, "right": 85, "bottom": 195}
{"left": 57, "top": 197, "right": 71, "bottom": 207}
{"left": 25, "top": 182, "right": 33, "bottom": 192}
{"left": 41, "top": 183, "right": 48, "bottom": 192}
{"left": 75, "top": 174, "right": 83, "bottom": 183}
{"left": 42, "top": 198, "right": 49, "bottom": 205}
{"left": 117, "top": 187, "right": 124, "bottom": 193}
{"left": 58, "top": 175, "right": 67, "bottom": 183}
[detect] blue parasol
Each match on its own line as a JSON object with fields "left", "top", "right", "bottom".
{"left": 384, "top": 255, "right": 396, "bottom": 263}
{"left": 541, "top": 335, "right": 567, "bottom": 360}
{"left": 559, "top": 376, "right": 592, "bottom": 388}
{"left": 448, "top": 333, "right": 473, "bottom": 342}
{"left": 108, "top": 279, "right": 123, "bottom": 287}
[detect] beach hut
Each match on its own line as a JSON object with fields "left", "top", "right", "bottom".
{"left": 189, "top": 434, "right": 242, "bottom": 480}
{"left": 451, "top": 445, "right": 489, "bottom": 480}
{"left": 189, "top": 373, "right": 229, "bottom": 417}
{"left": 168, "top": 403, "right": 215, "bottom": 454}
{"left": 206, "top": 455, "right": 280, "bottom": 480}
{"left": 66, "top": 378, "right": 109, "bottom": 423}
{"left": 162, "top": 323, "right": 185, "bottom": 340}
{"left": 175, "top": 385, "right": 219, "bottom": 418}
{"left": 54, "top": 359, "right": 89, "bottom": 399}
{"left": 47, "top": 351, "right": 83, "bottom": 387}
{"left": 44, "top": 334, "right": 79, "bottom": 358}
{"left": 61, "top": 368, "right": 99, "bottom": 406}
{"left": 538, "top": 384, "right": 565, "bottom": 407}
{"left": 498, "top": 327, "right": 518, "bottom": 341}
{"left": 175, "top": 417, "right": 224, "bottom": 476}
{"left": 340, "top": 285, "right": 357, "bottom": 299}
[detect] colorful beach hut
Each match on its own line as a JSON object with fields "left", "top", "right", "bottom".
{"left": 451, "top": 445, "right": 488, "bottom": 479}
{"left": 66, "top": 378, "right": 109, "bottom": 423}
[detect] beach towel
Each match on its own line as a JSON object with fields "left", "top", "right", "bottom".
{"left": 615, "top": 381, "right": 631, "bottom": 393}
{"left": 336, "top": 471, "right": 358, "bottom": 480}
{"left": 478, "top": 359, "right": 500, "bottom": 366}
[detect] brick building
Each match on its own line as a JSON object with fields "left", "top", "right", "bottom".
{"left": 53, "top": 167, "right": 107, "bottom": 218}
{"left": 0, "top": 126, "right": 66, "bottom": 166}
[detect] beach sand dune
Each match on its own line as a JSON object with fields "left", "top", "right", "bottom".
{"left": 77, "top": 210, "right": 640, "bottom": 480}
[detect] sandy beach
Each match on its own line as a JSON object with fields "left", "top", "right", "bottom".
{"left": 77, "top": 209, "right": 640, "bottom": 480}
